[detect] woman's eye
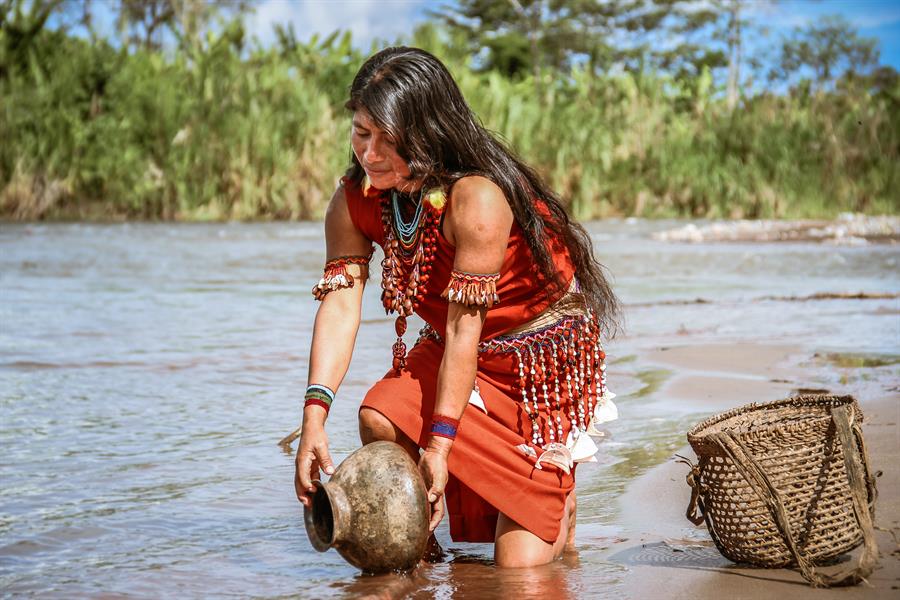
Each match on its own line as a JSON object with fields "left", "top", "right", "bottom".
{"left": 354, "top": 130, "right": 370, "bottom": 138}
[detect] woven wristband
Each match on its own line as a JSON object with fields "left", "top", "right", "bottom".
{"left": 304, "top": 384, "right": 335, "bottom": 415}
{"left": 430, "top": 415, "right": 460, "bottom": 440}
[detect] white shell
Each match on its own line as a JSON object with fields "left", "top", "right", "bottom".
{"left": 516, "top": 443, "right": 537, "bottom": 458}
{"left": 566, "top": 429, "right": 599, "bottom": 463}
{"left": 586, "top": 392, "right": 618, "bottom": 436}
{"left": 535, "top": 442, "right": 573, "bottom": 474}
{"left": 468, "top": 387, "right": 487, "bottom": 414}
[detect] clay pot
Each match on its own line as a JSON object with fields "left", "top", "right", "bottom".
{"left": 304, "top": 440, "right": 430, "bottom": 572}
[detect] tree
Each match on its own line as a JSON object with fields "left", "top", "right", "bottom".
{"left": 117, "top": 0, "right": 175, "bottom": 49}
{"left": 430, "top": 0, "right": 690, "bottom": 83}
{"left": 775, "top": 15, "right": 880, "bottom": 91}
{"left": 0, "top": 0, "right": 64, "bottom": 80}
{"left": 116, "top": 0, "right": 250, "bottom": 51}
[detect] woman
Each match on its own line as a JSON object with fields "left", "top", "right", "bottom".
{"left": 295, "top": 46, "right": 619, "bottom": 568}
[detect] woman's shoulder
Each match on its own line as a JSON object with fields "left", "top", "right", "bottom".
{"left": 444, "top": 175, "right": 513, "bottom": 247}
{"left": 334, "top": 176, "right": 384, "bottom": 244}
{"left": 448, "top": 175, "right": 512, "bottom": 221}
{"left": 450, "top": 175, "right": 504, "bottom": 204}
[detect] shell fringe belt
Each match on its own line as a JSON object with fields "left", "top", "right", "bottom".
{"left": 417, "top": 314, "right": 618, "bottom": 473}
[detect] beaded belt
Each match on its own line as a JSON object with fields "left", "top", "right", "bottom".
{"left": 416, "top": 314, "right": 608, "bottom": 452}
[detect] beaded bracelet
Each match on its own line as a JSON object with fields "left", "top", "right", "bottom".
{"left": 304, "top": 384, "right": 335, "bottom": 415}
{"left": 430, "top": 415, "right": 460, "bottom": 440}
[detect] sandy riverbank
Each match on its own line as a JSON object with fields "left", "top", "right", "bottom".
{"left": 651, "top": 214, "right": 900, "bottom": 244}
{"left": 600, "top": 343, "right": 900, "bottom": 598}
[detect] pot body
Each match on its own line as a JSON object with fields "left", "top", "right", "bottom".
{"left": 304, "top": 440, "right": 430, "bottom": 572}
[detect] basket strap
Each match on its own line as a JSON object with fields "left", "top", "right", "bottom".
{"left": 828, "top": 404, "right": 879, "bottom": 585}
{"left": 850, "top": 417, "right": 880, "bottom": 509}
{"left": 710, "top": 404, "right": 878, "bottom": 588}
{"left": 676, "top": 455, "right": 706, "bottom": 526}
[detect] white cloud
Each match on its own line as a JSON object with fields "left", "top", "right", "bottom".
{"left": 849, "top": 10, "right": 900, "bottom": 30}
{"left": 763, "top": 1, "right": 900, "bottom": 31}
{"left": 246, "top": 0, "right": 427, "bottom": 49}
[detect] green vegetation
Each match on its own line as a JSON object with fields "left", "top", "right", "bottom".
{"left": 818, "top": 352, "right": 900, "bottom": 369}
{"left": 1, "top": 0, "right": 898, "bottom": 221}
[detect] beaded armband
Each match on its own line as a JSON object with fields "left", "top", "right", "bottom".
{"left": 312, "top": 252, "right": 373, "bottom": 301}
{"left": 430, "top": 415, "right": 460, "bottom": 440}
{"left": 441, "top": 271, "right": 500, "bottom": 308}
{"left": 304, "top": 384, "right": 335, "bottom": 414}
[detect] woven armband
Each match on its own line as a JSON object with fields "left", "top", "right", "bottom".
{"left": 440, "top": 270, "right": 500, "bottom": 308}
{"left": 430, "top": 415, "right": 460, "bottom": 440}
{"left": 311, "top": 252, "right": 373, "bottom": 301}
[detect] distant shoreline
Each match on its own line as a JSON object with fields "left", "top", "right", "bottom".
{"left": 652, "top": 214, "right": 900, "bottom": 244}
{"left": 3, "top": 213, "right": 899, "bottom": 241}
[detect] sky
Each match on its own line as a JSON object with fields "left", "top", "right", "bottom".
{"left": 240, "top": 0, "right": 900, "bottom": 70}
{"left": 73, "top": 0, "right": 900, "bottom": 71}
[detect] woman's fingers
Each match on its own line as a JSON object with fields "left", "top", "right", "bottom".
{"left": 294, "top": 464, "right": 308, "bottom": 505}
{"left": 296, "top": 450, "right": 315, "bottom": 493}
{"left": 296, "top": 442, "right": 336, "bottom": 508}
{"left": 418, "top": 451, "right": 448, "bottom": 530}
{"left": 428, "top": 489, "right": 444, "bottom": 531}
{"left": 315, "top": 443, "right": 335, "bottom": 476}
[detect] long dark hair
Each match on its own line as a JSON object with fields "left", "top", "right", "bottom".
{"left": 345, "top": 47, "right": 620, "bottom": 336}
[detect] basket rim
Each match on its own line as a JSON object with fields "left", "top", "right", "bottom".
{"left": 687, "top": 394, "right": 860, "bottom": 443}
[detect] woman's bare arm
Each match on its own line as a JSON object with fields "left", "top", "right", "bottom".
{"left": 296, "top": 184, "right": 373, "bottom": 505}
{"left": 419, "top": 176, "right": 514, "bottom": 529}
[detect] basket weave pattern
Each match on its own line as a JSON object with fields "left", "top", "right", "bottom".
{"left": 686, "top": 395, "right": 872, "bottom": 568}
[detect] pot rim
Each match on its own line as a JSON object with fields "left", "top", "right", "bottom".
{"left": 304, "top": 480, "right": 336, "bottom": 552}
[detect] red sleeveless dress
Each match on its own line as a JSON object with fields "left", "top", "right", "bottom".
{"left": 345, "top": 178, "right": 586, "bottom": 544}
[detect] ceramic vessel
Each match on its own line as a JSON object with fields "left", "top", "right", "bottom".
{"left": 304, "top": 440, "right": 430, "bottom": 572}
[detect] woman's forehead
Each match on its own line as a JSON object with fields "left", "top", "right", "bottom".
{"left": 352, "top": 109, "right": 379, "bottom": 130}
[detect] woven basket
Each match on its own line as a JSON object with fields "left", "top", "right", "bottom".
{"left": 683, "top": 395, "right": 879, "bottom": 587}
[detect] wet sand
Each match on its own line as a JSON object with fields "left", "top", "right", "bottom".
{"left": 601, "top": 343, "right": 900, "bottom": 598}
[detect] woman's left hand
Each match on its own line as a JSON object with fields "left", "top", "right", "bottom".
{"left": 418, "top": 447, "right": 449, "bottom": 532}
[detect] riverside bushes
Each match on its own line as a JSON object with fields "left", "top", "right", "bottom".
{"left": 1, "top": 20, "right": 897, "bottom": 220}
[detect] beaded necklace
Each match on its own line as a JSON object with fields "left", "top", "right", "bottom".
{"left": 379, "top": 188, "right": 441, "bottom": 373}
{"left": 391, "top": 190, "right": 426, "bottom": 251}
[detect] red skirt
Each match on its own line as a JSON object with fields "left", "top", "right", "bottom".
{"left": 359, "top": 338, "right": 576, "bottom": 544}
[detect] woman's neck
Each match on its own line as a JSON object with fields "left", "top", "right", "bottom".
{"left": 393, "top": 177, "right": 424, "bottom": 195}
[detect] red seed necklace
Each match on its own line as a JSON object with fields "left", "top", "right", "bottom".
{"left": 380, "top": 188, "right": 440, "bottom": 373}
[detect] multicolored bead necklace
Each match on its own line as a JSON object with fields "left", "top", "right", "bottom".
{"left": 380, "top": 187, "right": 441, "bottom": 373}
{"left": 391, "top": 190, "right": 427, "bottom": 250}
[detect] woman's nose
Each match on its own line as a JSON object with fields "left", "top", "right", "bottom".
{"left": 364, "top": 138, "right": 385, "bottom": 163}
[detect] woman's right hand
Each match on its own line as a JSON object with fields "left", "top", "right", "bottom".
{"left": 294, "top": 418, "right": 335, "bottom": 507}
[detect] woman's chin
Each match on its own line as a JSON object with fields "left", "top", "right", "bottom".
{"left": 366, "top": 173, "right": 397, "bottom": 190}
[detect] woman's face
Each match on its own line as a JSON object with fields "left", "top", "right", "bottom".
{"left": 351, "top": 110, "right": 418, "bottom": 192}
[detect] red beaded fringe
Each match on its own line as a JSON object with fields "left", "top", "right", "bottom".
{"left": 441, "top": 271, "right": 500, "bottom": 308}
{"left": 418, "top": 315, "right": 606, "bottom": 449}
{"left": 312, "top": 254, "right": 372, "bottom": 301}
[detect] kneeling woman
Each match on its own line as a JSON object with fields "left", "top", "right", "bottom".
{"left": 295, "top": 47, "right": 619, "bottom": 568}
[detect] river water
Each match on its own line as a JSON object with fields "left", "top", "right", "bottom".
{"left": 1, "top": 221, "right": 897, "bottom": 598}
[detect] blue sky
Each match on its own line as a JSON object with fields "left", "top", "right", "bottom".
{"left": 78, "top": 0, "right": 900, "bottom": 70}
{"left": 242, "top": 0, "right": 900, "bottom": 69}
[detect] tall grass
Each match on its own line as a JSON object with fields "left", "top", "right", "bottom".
{"left": 1, "top": 21, "right": 897, "bottom": 221}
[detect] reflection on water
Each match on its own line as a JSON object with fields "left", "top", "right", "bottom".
{"left": 327, "top": 550, "right": 623, "bottom": 600}
{"left": 1, "top": 222, "right": 897, "bottom": 597}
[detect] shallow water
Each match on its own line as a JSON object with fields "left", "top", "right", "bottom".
{"left": 1, "top": 221, "right": 897, "bottom": 598}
